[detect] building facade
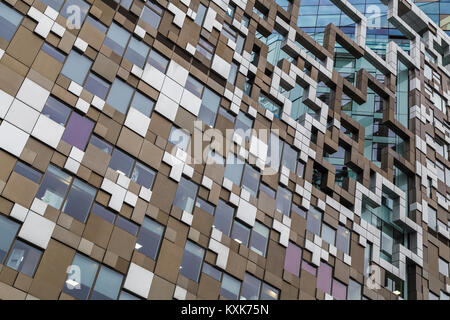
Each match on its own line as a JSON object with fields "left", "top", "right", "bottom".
{"left": 0, "top": 0, "right": 448, "bottom": 300}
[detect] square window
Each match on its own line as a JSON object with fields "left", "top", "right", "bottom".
{"left": 115, "top": 216, "right": 139, "bottom": 236}
{"left": 90, "top": 266, "right": 123, "bottom": 300}
{"left": 348, "top": 279, "right": 362, "bottom": 300}
{"left": 124, "top": 37, "right": 150, "bottom": 68}
{"left": 195, "top": 198, "right": 215, "bottom": 215}
{"left": 104, "top": 23, "right": 131, "bottom": 56}
{"left": 62, "top": 112, "right": 95, "bottom": 150}
{"left": 89, "top": 135, "right": 113, "bottom": 155}
{"left": 130, "top": 91, "right": 154, "bottom": 117}
{"left": 173, "top": 177, "right": 198, "bottom": 214}
{"left": 109, "top": 149, "right": 135, "bottom": 177}
{"left": 106, "top": 79, "right": 134, "bottom": 114}
{"left": 180, "top": 240, "right": 204, "bottom": 282}
{"left": 0, "top": 215, "right": 20, "bottom": 263}
{"left": 61, "top": 51, "right": 92, "bottom": 85}
{"left": 85, "top": 73, "right": 110, "bottom": 100}
{"left": 136, "top": 217, "right": 164, "bottom": 260}
{"left": 240, "top": 273, "right": 261, "bottom": 300}
{"left": 6, "top": 240, "right": 42, "bottom": 277}
{"left": 131, "top": 162, "right": 156, "bottom": 189}
{"left": 62, "top": 178, "right": 96, "bottom": 223}
{"left": 61, "top": 0, "right": 90, "bottom": 28}
{"left": 91, "top": 203, "right": 116, "bottom": 223}
{"left": 36, "top": 165, "right": 72, "bottom": 210}
{"left": 168, "top": 126, "right": 191, "bottom": 152}
{"left": 261, "top": 283, "right": 279, "bottom": 300}
{"left": 141, "top": 1, "right": 163, "bottom": 29}
{"left": 63, "top": 253, "right": 99, "bottom": 299}
{"left": 42, "top": 96, "right": 71, "bottom": 126}
{"left": 332, "top": 279, "right": 347, "bottom": 300}
{"left": 202, "top": 262, "right": 222, "bottom": 281}
{"left": 185, "top": 75, "right": 204, "bottom": 98}
{"left": 147, "top": 50, "right": 169, "bottom": 73}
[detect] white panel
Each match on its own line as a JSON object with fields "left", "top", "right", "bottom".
{"left": 235, "top": 199, "right": 257, "bottom": 227}
{"left": 5, "top": 99, "right": 40, "bottom": 133}
{"left": 155, "top": 93, "right": 179, "bottom": 121}
{"left": 31, "top": 114, "right": 65, "bottom": 148}
{"left": 0, "top": 121, "right": 29, "bottom": 157}
{"left": 18, "top": 211, "right": 55, "bottom": 249}
{"left": 0, "top": 89, "right": 14, "bottom": 119}
{"left": 16, "top": 79, "right": 49, "bottom": 112}
{"left": 124, "top": 107, "right": 151, "bottom": 137}
{"left": 123, "top": 263, "right": 154, "bottom": 298}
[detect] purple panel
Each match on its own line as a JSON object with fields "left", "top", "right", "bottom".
{"left": 317, "top": 263, "right": 332, "bottom": 294}
{"left": 332, "top": 279, "right": 347, "bottom": 300}
{"left": 301, "top": 261, "right": 317, "bottom": 276}
{"left": 62, "top": 112, "right": 94, "bottom": 150}
{"left": 284, "top": 242, "right": 301, "bottom": 276}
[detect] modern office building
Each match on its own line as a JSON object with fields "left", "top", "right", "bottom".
{"left": 0, "top": 0, "right": 448, "bottom": 301}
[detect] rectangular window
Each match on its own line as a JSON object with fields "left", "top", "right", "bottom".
{"left": 61, "top": 51, "right": 92, "bottom": 85}
{"left": 242, "top": 164, "right": 260, "bottom": 198}
{"left": 261, "top": 283, "right": 279, "bottom": 300}
{"left": 336, "top": 225, "right": 350, "bottom": 254}
{"left": 199, "top": 88, "right": 220, "bottom": 127}
{"left": 0, "top": 215, "right": 20, "bottom": 263}
{"left": 317, "top": 263, "right": 332, "bottom": 294}
{"left": 266, "top": 133, "right": 282, "bottom": 171}
{"left": 213, "top": 199, "right": 234, "bottom": 236}
{"left": 89, "top": 135, "right": 113, "bottom": 155}
{"left": 0, "top": 2, "right": 23, "bottom": 41}
{"left": 13, "top": 161, "right": 42, "bottom": 183}
{"left": 90, "top": 266, "right": 123, "bottom": 300}
{"left": 148, "top": 50, "right": 169, "bottom": 73}
{"left": 106, "top": 78, "right": 134, "bottom": 114}
{"left": 221, "top": 273, "right": 241, "bottom": 300}
{"left": 173, "top": 177, "right": 198, "bottom": 214}
{"left": 275, "top": 186, "right": 292, "bottom": 216}
{"left": 332, "top": 279, "right": 347, "bottom": 300}
{"left": 42, "top": 96, "right": 71, "bottom": 126}
{"left": 131, "top": 162, "right": 156, "bottom": 189}
{"left": 202, "top": 262, "right": 222, "bottom": 281}
{"left": 36, "top": 165, "right": 72, "bottom": 210}
{"left": 62, "top": 112, "right": 95, "bottom": 150}
{"left": 62, "top": 178, "right": 96, "bottom": 223}
{"left": 115, "top": 216, "right": 138, "bottom": 236}
{"left": 259, "top": 183, "right": 275, "bottom": 198}
{"left": 224, "top": 152, "right": 244, "bottom": 186}
{"left": 249, "top": 222, "right": 269, "bottom": 257}
{"left": 228, "top": 62, "right": 238, "bottom": 85}
{"left": 42, "top": 43, "right": 66, "bottom": 63}
{"left": 306, "top": 206, "right": 322, "bottom": 235}
{"left": 284, "top": 241, "right": 302, "bottom": 276}
{"left": 231, "top": 220, "right": 250, "bottom": 246}
{"left": 136, "top": 217, "right": 164, "bottom": 260}
{"left": 240, "top": 273, "right": 261, "bottom": 300}
{"left": 196, "top": 37, "right": 214, "bottom": 60}
{"left": 141, "top": 1, "right": 163, "bottom": 29}
{"left": 281, "top": 143, "right": 298, "bottom": 173}
{"left": 195, "top": 198, "right": 215, "bottom": 215}
{"left": 347, "top": 279, "right": 361, "bottom": 300}
{"left": 91, "top": 203, "right": 116, "bottom": 223}
{"left": 258, "top": 93, "right": 281, "bottom": 117}
{"left": 195, "top": 3, "right": 207, "bottom": 25}
{"left": 180, "top": 240, "right": 204, "bottom": 282}
{"left": 130, "top": 91, "right": 154, "bottom": 117}
{"left": 6, "top": 240, "right": 42, "bottom": 277}
{"left": 185, "top": 75, "right": 204, "bottom": 98}
{"left": 321, "top": 223, "right": 336, "bottom": 246}
{"left": 439, "top": 258, "right": 449, "bottom": 277}
{"left": 104, "top": 23, "right": 131, "bottom": 56}
{"left": 428, "top": 206, "right": 437, "bottom": 231}
{"left": 64, "top": 253, "right": 99, "bottom": 299}
{"left": 109, "top": 149, "right": 135, "bottom": 177}
{"left": 235, "top": 112, "right": 253, "bottom": 140}
{"left": 169, "top": 126, "right": 191, "bottom": 152}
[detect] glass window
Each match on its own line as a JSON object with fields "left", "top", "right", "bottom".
{"left": 428, "top": 206, "right": 437, "bottom": 231}
{"left": 61, "top": 51, "right": 92, "bottom": 85}
{"left": 0, "top": 2, "right": 23, "bottom": 41}
{"left": 42, "top": 96, "right": 71, "bottom": 125}
{"left": 332, "top": 279, "right": 347, "bottom": 300}
{"left": 89, "top": 135, "right": 113, "bottom": 155}
{"left": 317, "top": 263, "right": 332, "bottom": 294}
{"left": 242, "top": 164, "right": 260, "bottom": 198}
{"left": 41, "top": 43, "right": 66, "bottom": 63}
{"left": 173, "top": 177, "right": 198, "bottom": 214}
{"left": 259, "top": 183, "right": 275, "bottom": 198}
{"left": 321, "top": 223, "right": 336, "bottom": 246}
{"left": 439, "top": 258, "right": 449, "bottom": 277}
{"left": 180, "top": 240, "right": 204, "bottom": 282}
{"left": 36, "top": 165, "right": 72, "bottom": 210}
{"left": 281, "top": 143, "right": 298, "bottom": 173}
{"left": 62, "top": 178, "right": 96, "bottom": 223}
{"left": 231, "top": 220, "right": 250, "bottom": 246}
{"left": 115, "top": 216, "right": 138, "bottom": 236}
{"left": 261, "top": 283, "right": 279, "bottom": 300}
{"left": 292, "top": 203, "right": 306, "bottom": 218}
{"left": 224, "top": 152, "right": 244, "bottom": 186}
{"left": 0, "top": 215, "right": 20, "bottom": 263}
{"left": 195, "top": 3, "right": 207, "bottom": 25}
{"left": 141, "top": 1, "right": 163, "bottom": 29}
{"left": 185, "top": 75, "right": 204, "bottom": 98}
{"left": 147, "top": 50, "right": 169, "bottom": 73}
{"left": 130, "top": 91, "right": 154, "bottom": 117}
{"left": 348, "top": 279, "right": 361, "bottom": 300}
{"left": 91, "top": 203, "right": 116, "bottom": 224}
{"left": 284, "top": 242, "right": 302, "bottom": 276}
{"left": 6, "top": 240, "right": 42, "bottom": 277}
{"left": 109, "top": 149, "right": 135, "bottom": 177}
{"left": 13, "top": 161, "right": 42, "bottom": 183}
{"left": 124, "top": 37, "right": 149, "bottom": 68}
{"left": 441, "top": 291, "right": 450, "bottom": 300}
{"left": 199, "top": 88, "right": 220, "bottom": 127}
{"left": 104, "top": 23, "right": 130, "bottom": 56}
{"left": 90, "top": 266, "right": 123, "bottom": 300}
{"left": 202, "top": 262, "right": 222, "bottom": 281}
{"left": 119, "top": 291, "right": 140, "bottom": 300}
{"left": 228, "top": 62, "right": 238, "bottom": 85}
{"left": 106, "top": 79, "right": 134, "bottom": 114}
{"left": 63, "top": 253, "right": 99, "bottom": 299}
{"left": 131, "top": 162, "right": 156, "bottom": 189}
{"left": 196, "top": 37, "right": 214, "bottom": 60}
{"left": 306, "top": 206, "right": 322, "bottom": 235}
{"left": 168, "top": 127, "right": 191, "bottom": 151}
{"left": 136, "top": 217, "right": 164, "bottom": 260}
{"left": 221, "top": 273, "right": 241, "bottom": 300}
{"left": 266, "top": 133, "right": 282, "bottom": 171}
{"left": 195, "top": 198, "right": 215, "bottom": 215}
{"left": 62, "top": 112, "right": 95, "bottom": 150}
{"left": 84, "top": 73, "right": 110, "bottom": 100}
{"left": 235, "top": 112, "right": 253, "bottom": 141}
{"left": 336, "top": 225, "right": 350, "bottom": 254}
{"left": 275, "top": 186, "right": 292, "bottom": 216}
{"left": 213, "top": 199, "right": 234, "bottom": 236}
{"left": 240, "top": 273, "right": 261, "bottom": 300}
{"left": 61, "top": 0, "right": 90, "bottom": 27}
{"left": 249, "top": 222, "right": 269, "bottom": 257}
